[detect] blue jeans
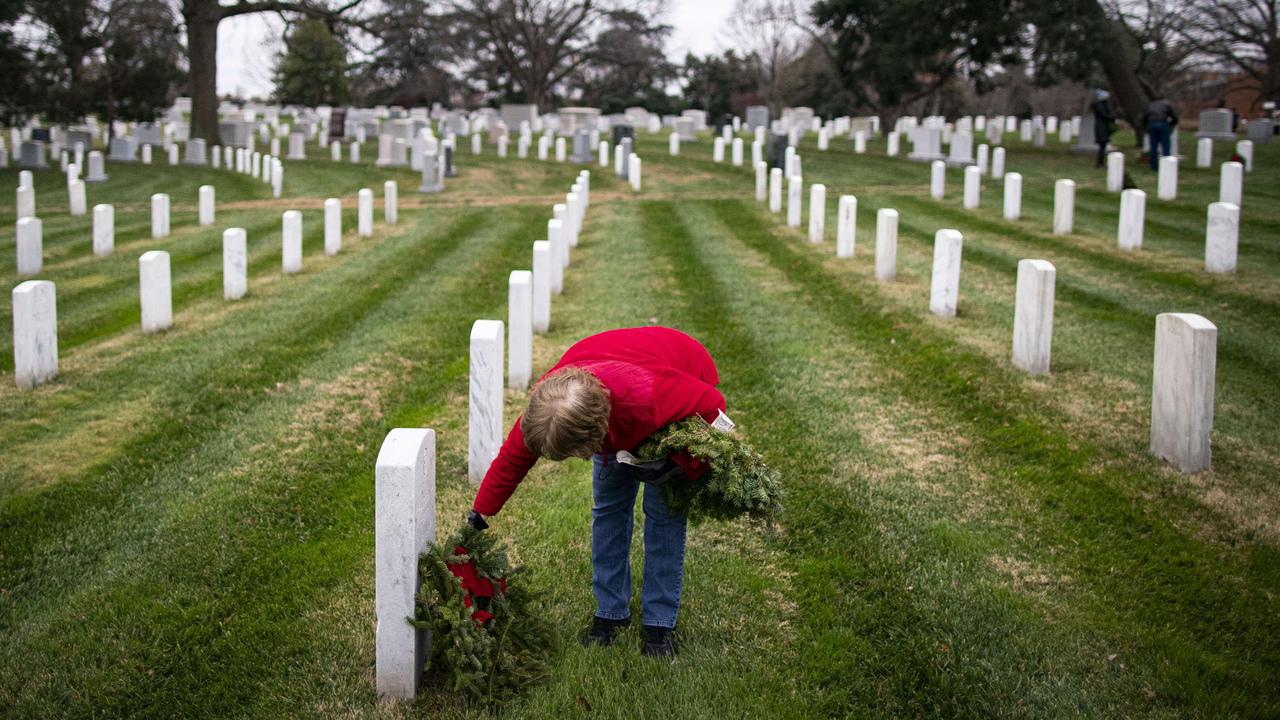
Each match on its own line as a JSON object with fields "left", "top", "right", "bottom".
{"left": 591, "top": 454, "right": 688, "bottom": 629}
{"left": 1147, "top": 122, "right": 1171, "bottom": 170}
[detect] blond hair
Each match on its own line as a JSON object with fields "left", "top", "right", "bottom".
{"left": 521, "top": 367, "right": 611, "bottom": 460}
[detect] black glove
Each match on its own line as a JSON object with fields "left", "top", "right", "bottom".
{"left": 613, "top": 457, "right": 686, "bottom": 487}
{"left": 467, "top": 509, "right": 489, "bottom": 531}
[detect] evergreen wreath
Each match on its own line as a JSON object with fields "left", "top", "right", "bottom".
{"left": 411, "top": 526, "right": 557, "bottom": 707}
{"left": 633, "top": 415, "right": 784, "bottom": 522}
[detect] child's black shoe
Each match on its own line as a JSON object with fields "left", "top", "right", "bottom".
{"left": 640, "top": 625, "right": 676, "bottom": 659}
{"left": 581, "top": 616, "right": 629, "bottom": 647}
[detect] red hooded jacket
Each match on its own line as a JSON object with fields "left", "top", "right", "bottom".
{"left": 472, "top": 327, "right": 725, "bottom": 516}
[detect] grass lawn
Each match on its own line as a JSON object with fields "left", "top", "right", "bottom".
{"left": 1, "top": 125, "right": 1277, "bottom": 719}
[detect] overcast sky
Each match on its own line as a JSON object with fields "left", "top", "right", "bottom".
{"left": 216, "top": 0, "right": 740, "bottom": 98}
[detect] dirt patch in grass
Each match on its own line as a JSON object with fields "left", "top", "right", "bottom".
{"left": 987, "top": 554, "right": 1074, "bottom": 599}
{"left": 282, "top": 356, "right": 410, "bottom": 456}
{"left": 5, "top": 395, "right": 156, "bottom": 492}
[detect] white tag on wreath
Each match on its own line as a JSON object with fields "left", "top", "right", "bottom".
{"left": 710, "top": 410, "right": 736, "bottom": 433}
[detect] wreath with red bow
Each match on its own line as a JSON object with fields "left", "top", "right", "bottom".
{"left": 411, "top": 526, "right": 557, "bottom": 706}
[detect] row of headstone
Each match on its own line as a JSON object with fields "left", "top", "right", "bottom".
{"left": 749, "top": 131, "right": 1221, "bottom": 476}
{"left": 11, "top": 180, "right": 401, "bottom": 389}
{"left": 462, "top": 170, "right": 593, "bottom": 486}
{"left": 369, "top": 170, "right": 596, "bottom": 699}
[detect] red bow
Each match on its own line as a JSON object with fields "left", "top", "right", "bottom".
{"left": 446, "top": 545, "right": 508, "bottom": 625}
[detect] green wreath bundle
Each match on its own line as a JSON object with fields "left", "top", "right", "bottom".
{"left": 633, "top": 415, "right": 784, "bottom": 522}
{"left": 410, "top": 526, "right": 557, "bottom": 707}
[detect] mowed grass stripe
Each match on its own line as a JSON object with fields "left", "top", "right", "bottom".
{"left": 0, "top": 204, "right": 547, "bottom": 716}
{"left": 0, "top": 207, "right": 444, "bottom": 472}
{"left": 702, "top": 197, "right": 1279, "bottom": 715}
{"left": 467, "top": 199, "right": 803, "bottom": 720}
{"left": 887, "top": 191, "right": 1280, "bottom": 316}
{"left": 0, "top": 209, "right": 484, "bottom": 603}
{"left": 838, "top": 199, "right": 1280, "bottom": 514}
{"left": 877, "top": 197, "right": 1280, "bottom": 411}
{"left": 641, "top": 198, "right": 1195, "bottom": 717}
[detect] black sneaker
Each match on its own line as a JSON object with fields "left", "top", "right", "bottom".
{"left": 582, "top": 616, "right": 630, "bottom": 647}
{"left": 640, "top": 625, "right": 676, "bottom": 659}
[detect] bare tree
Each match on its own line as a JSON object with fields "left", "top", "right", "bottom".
{"left": 726, "top": 0, "right": 805, "bottom": 113}
{"left": 1177, "top": 0, "right": 1279, "bottom": 109}
{"left": 1109, "top": 0, "right": 1199, "bottom": 98}
{"left": 449, "top": 0, "right": 661, "bottom": 109}
{"left": 181, "top": 0, "right": 365, "bottom": 141}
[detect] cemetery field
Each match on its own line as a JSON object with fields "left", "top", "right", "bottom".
{"left": 2, "top": 130, "right": 1279, "bottom": 718}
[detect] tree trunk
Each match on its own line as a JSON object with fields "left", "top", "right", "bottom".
{"left": 184, "top": 0, "right": 221, "bottom": 142}
{"left": 1085, "top": 1, "right": 1148, "bottom": 146}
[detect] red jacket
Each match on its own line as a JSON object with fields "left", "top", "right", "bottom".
{"left": 472, "top": 327, "right": 725, "bottom": 516}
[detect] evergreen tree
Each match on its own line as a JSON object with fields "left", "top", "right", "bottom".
{"left": 273, "top": 18, "right": 350, "bottom": 106}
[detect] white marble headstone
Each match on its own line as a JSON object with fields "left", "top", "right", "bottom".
{"left": 199, "top": 185, "right": 215, "bottom": 225}
{"left": 628, "top": 154, "right": 641, "bottom": 191}
{"left": 1003, "top": 172, "right": 1022, "bottom": 220}
{"left": 12, "top": 280, "right": 57, "bottom": 389}
{"left": 16, "top": 185, "right": 34, "bottom": 219}
{"left": 358, "top": 188, "right": 374, "bottom": 237}
{"left": 1204, "top": 202, "right": 1239, "bottom": 274}
{"left": 93, "top": 204, "right": 114, "bottom": 257}
{"left": 1157, "top": 156, "right": 1178, "bottom": 200}
{"left": 532, "top": 241, "right": 552, "bottom": 334}
{"left": 508, "top": 271, "right": 533, "bottom": 389}
{"left": 929, "top": 229, "right": 963, "bottom": 317}
{"left": 808, "top": 184, "right": 826, "bottom": 243}
{"left": 139, "top": 250, "right": 172, "bottom": 333}
{"left": 375, "top": 428, "right": 436, "bottom": 700}
{"left": 836, "top": 195, "right": 856, "bottom": 258}
{"left": 16, "top": 217, "right": 42, "bottom": 275}
{"left": 385, "top": 181, "right": 398, "bottom": 225}
{"left": 223, "top": 228, "right": 247, "bottom": 300}
{"left": 68, "top": 180, "right": 86, "bottom": 216}
{"left": 468, "top": 320, "right": 505, "bottom": 483}
{"left": 325, "top": 198, "right": 342, "bottom": 255}
{"left": 963, "top": 165, "right": 980, "bottom": 209}
{"left": 787, "top": 175, "right": 802, "bottom": 227}
{"left": 930, "top": 160, "right": 945, "bottom": 200}
{"left": 1012, "top": 259, "right": 1056, "bottom": 375}
{"left": 1053, "top": 179, "right": 1075, "bottom": 235}
{"left": 282, "top": 210, "right": 302, "bottom": 274}
{"left": 1118, "top": 189, "right": 1145, "bottom": 250}
{"left": 1106, "top": 152, "right": 1124, "bottom": 192}
{"left": 875, "top": 208, "right": 898, "bottom": 282}
{"left": 1150, "top": 313, "right": 1216, "bottom": 473}
{"left": 151, "top": 193, "right": 169, "bottom": 238}
{"left": 1219, "top": 162, "right": 1243, "bottom": 206}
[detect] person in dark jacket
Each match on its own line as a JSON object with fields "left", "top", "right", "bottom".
{"left": 1091, "top": 89, "right": 1116, "bottom": 167}
{"left": 1144, "top": 97, "right": 1179, "bottom": 170}
{"left": 469, "top": 327, "right": 727, "bottom": 659}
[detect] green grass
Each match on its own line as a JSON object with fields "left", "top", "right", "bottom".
{"left": 1, "top": 126, "right": 1277, "bottom": 718}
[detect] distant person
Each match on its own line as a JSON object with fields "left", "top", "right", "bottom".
{"left": 1091, "top": 89, "right": 1116, "bottom": 167}
{"left": 468, "top": 326, "right": 727, "bottom": 659}
{"left": 1144, "top": 96, "right": 1179, "bottom": 170}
